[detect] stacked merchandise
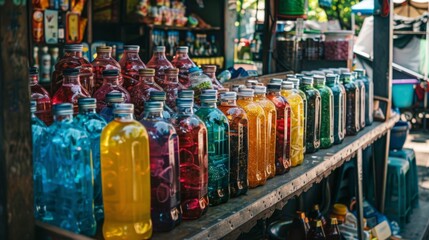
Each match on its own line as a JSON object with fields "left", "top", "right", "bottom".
{"left": 31, "top": 43, "right": 374, "bottom": 238}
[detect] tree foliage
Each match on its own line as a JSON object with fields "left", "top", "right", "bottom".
{"left": 308, "top": 0, "right": 364, "bottom": 30}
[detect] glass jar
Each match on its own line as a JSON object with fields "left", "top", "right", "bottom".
{"left": 299, "top": 77, "right": 321, "bottom": 153}
{"left": 313, "top": 75, "right": 334, "bottom": 149}
{"left": 340, "top": 73, "right": 360, "bottom": 135}
{"left": 326, "top": 74, "right": 345, "bottom": 145}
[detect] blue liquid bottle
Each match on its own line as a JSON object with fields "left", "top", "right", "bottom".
{"left": 195, "top": 91, "right": 230, "bottom": 206}
{"left": 100, "top": 92, "right": 125, "bottom": 122}
{"left": 75, "top": 98, "right": 107, "bottom": 223}
{"left": 140, "top": 101, "right": 182, "bottom": 231}
{"left": 45, "top": 103, "right": 96, "bottom": 236}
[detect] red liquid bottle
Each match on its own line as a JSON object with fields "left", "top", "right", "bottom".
{"left": 51, "top": 44, "right": 94, "bottom": 96}
{"left": 130, "top": 68, "right": 163, "bottom": 117}
{"left": 91, "top": 46, "right": 122, "bottom": 93}
{"left": 171, "top": 46, "right": 196, "bottom": 89}
{"left": 171, "top": 98, "right": 209, "bottom": 220}
{"left": 163, "top": 68, "right": 183, "bottom": 110}
{"left": 30, "top": 67, "right": 53, "bottom": 125}
{"left": 203, "top": 65, "right": 225, "bottom": 91}
{"left": 93, "top": 69, "right": 131, "bottom": 112}
{"left": 52, "top": 68, "right": 91, "bottom": 114}
{"left": 146, "top": 46, "right": 173, "bottom": 88}
{"left": 119, "top": 45, "right": 146, "bottom": 93}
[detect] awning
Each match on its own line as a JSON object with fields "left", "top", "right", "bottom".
{"left": 351, "top": 0, "right": 374, "bottom": 15}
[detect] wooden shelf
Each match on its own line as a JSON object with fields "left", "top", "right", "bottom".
{"left": 146, "top": 24, "right": 221, "bottom": 31}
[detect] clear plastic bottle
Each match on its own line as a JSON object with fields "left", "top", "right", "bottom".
{"left": 93, "top": 69, "right": 131, "bottom": 112}
{"left": 91, "top": 46, "right": 122, "bottom": 93}
{"left": 188, "top": 67, "right": 213, "bottom": 104}
{"left": 130, "top": 68, "right": 163, "bottom": 117}
{"left": 52, "top": 68, "right": 91, "bottom": 114}
{"left": 146, "top": 46, "right": 174, "bottom": 88}
{"left": 218, "top": 92, "right": 249, "bottom": 198}
{"left": 286, "top": 77, "right": 307, "bottom": 154}
{"left": 140, "top": 101, "right": 181, "bottom": 232}
{"left": 43, "top": 103, "right": 96, "bottom": 236}
{"left": 171, "top": 46, "right": 196, "bottom": 89}
{"left": 299, "top": 77, "right": 321, "bottom": 153}
{"left": 313, "top": 75, "right": 334, "bottom": 149}
{"left": 326, "top": 74, "right": 345, "bottom": 145}
{"left": 340, "top": 73, "right": 360, "bottom": 136}
{"left": 74, "top": 98, "right": 107, "bottom": 223}
{"left": 30, "top": 67, "right": 53, "bottom": 125}
{"left": 119, "top": 45, "right": 147, "bottom": 92}
{"left": 236, "top": 88, "right": 267, "bottom": 188}
{"left": 253, "top": 86, "right": 277, "bottom": 177}
{"left": 171, "top": 98, "right": 209, "bottom": 219}
{"left": 355, "top": 69, "right": 373, "bottom": 126}
{"left": 202, "top": 65, "right": 225, "bottom": 91}
{"left": 51, "top": 44, "right": 94, "bottom": 95}
{"left": 352, "top": 71, "right": 366, "bottom": 129}
{"left": 149, "top": 91, "right": 174, "bottom": 121}
{"left": 99, "top": 92, "right": 125, "bottom": 123}
{"left": 280, "top": 81, "right": 304, "bottom": 166}
{"left": 162, "top": 68, "right": 183, "bottom": 110}
{"left": 101, "top": 103, "right": 152, "bottom": 239}
{"left": 195, "top": 92, "right": 230, "bottom": 206}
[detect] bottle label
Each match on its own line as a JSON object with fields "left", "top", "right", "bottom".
{"left": 33, "top": 10, "right": 44, "bottom": 43}
{"left": 44, "top": 10, "right": 58, "bottom": 44}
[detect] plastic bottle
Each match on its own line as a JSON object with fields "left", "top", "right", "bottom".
{"left": 340, "top": 73, "right": 360, "bottom": 136}
{"left": 75, "top": 98, "right": 107, "bottom": 223}
{"left": 253, "top": 86, "right": 278, "bottom": 177}
{"left": 44, "top": 103, "right": 96, "bottom": 236}
{"left": 236, "top": 88, "right": 267, "bottom": 188}
{"left": 30, "top": 67, "right": 53, "bottom": 125}
{"left": 171, "top": 98, "right": 209, "bottom": 219}
{"left": 171, "top": 46, "right": 196, "bottom": 89}
{"left": 146, "top": 46, "right": 174, "bottom": 88}
{"left": 195, "top": 92, "right": 230, "bottom": 206}
{"left": 351, "top": 71, "right": 366, "bottom": 129}
{"left": 93, "top": 69, "right": 131, "bottom": 112}
{"left": 300, "top": 77, "right": 321, "bottom": 153}
{"left": 326, "top": 74, "right": 345, "bottom": 145}
{"left": 188, "top": 67, "right": 213, "bottom": 104}
{"left": 149, "top": 91, "right": 173, "bottom": 121}
{"left": 287, "top": 76, "right": 307, "bottom": 154}
{"left": 218, "top": 92, "right": 249, "bottom": 198}
{"left": 130, "top": 68, "right": 163, "bottom": 117}
{"left": 355, "top": 69, "right": 373, "bottom": 126}
{"left": 91, "top": 46, "right": 122, "bottom": 93}
{"left": 52, "top": 68, "right": 91, "bottom": 114}
{"left": 280, "top": 81, "right": 304, "bottom": 166}
{"left": 313, "top": 75, "right": 334, "bottom": 149}
{"left": 140, "top": 101, "right": 181, "bottom": 232}
{"left": 119, "top": 45, "right": 147, "bottom": 92}
{"left": 203, "top": 65, "right": 225, "bottom": 91}
{"left": 162, "top": 68, "right": 183, "bottom": 110}
{"left": 101, "top": 103, "right": 152, "bottom": 239}
{"left": 99, "top": 92, "right": 125, "bottom": 123}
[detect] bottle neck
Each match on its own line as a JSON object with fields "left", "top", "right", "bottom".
{"left": 267, "top": 91, "right": 281, "bottom": 97}
{"left": 124, "top": 50, "right": 140, "bottom": 60}
{"left": 54, "top": 114, "right": 73, "bottom": 122}
{"left": 165, "top": 74, "right": 178, "bottom": 83}
{"left": 220, "top": 99, "right": 237, "bottom": 106}
{"left": 255, "top": 93, "right": 266, "bottom": 99}
{"left": 104, "top": 76, "right": 120, "bottom": 85}
{"left": 176, "top": 52, "right": 190, "bottom": 59}
{"left": 63, "top": 75, "right": 81, "bottom": 85}
{"left": 64, "top": 50, "right": 83, "bottom": 58}
{"left": 238, "top": 96, "right": 253, "bottom": 101}
{"left": 177, "top": 106, "right": 194, "bottom": 115}
{"left": 153, "top": 51, "right": 167, "bottom": 60}
{"left": 314, "top": 82, "right": 325, "bottom": 88}
{"left": 79, "top": 108, "right": 97, "bottom": 114}
{"left": 29, "top": 74, "right": 39, "bottom": 85}
{"left": 200, "top": 101, "right": 217, "bottom": 108}
{"left": 97, "top": 51, "right": 112, "bottom": 59}
{"left": 142, "top": 110, "right": 163, "bottom": 119}
{"left": 140, "top": 75, "right": 156, "bottom": 85}
{"left": 114, "top": 113, "right": 134, "bottom": 120}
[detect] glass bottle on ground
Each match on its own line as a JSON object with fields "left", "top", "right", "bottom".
{"left": 119, "top": 45, "right": 147, "bottom": 92}
{"left": 30, "top": 67, "right": 52, "bottom": 125}
{"left": 41, "top": 103, "right": 96, "bottom": 236}
{"left": 326, "top": 74, "right": 345, "bottom": 145}
{"left": 236, "top": 88, "right": 267, "bottom": 188}
{"left": 253, "top": 86, "right": 280, "bottom": 176}
{"left": 101, "top": 103, "right": 152, "bottom": 239}
{"left": 299, "top": 77, "right": 321, "bottom": 153}
{"left": 146, "top": 46, "right": 174, "bottom": 88}
{"left": 51, "top": 44, "right": 94, "bottom": 95}
{"left": 130, "top": 68, "right": 163, "bottom": 117}
{"left": 163, "top": 68, "right": 183, "bottom": 110}
{"left": 195, "top": 92, "right": 230, "bottom": 206}
{"left": 140, "top": 101, "right": 181, "bottom": 232}
{"left": 93, "top": 69, "right": 131, "bottom": 112}
{"left": 75, "top": 98, "right": 107, "bottom": 223}
{"left": 91, "top": 46, "right": 122, "bottom": 93}
{"left": 202, "top": 65, "right": 225, "bottom": 91}
{"left": 52, "top": 68, "right": 91, "bottom": 114}
{"left": 99, "top": 92, "right": 125, "bottom": 122}
{"left": 149, "top": 91, "right": 173, "bottom": 121}
{"left": 279, "top": 81, "right": 304, "bottom": 167}
{"left": 352, "top": 71, "right": 366, "bottom": 129}
{"left": 286, "top": 77, "right": 307, "bottom": 154}
{"left": 355, "top": 69, "right": 373, "bottom": 126}
{"left": 171, "top": 98, "right": 209, "bottom": 219}
{"left": 340, "top": 73, "right": 360, "bottom": 135}
{"left": 171, "top": 46, "right": 196, "bottom": 89}
{"left": 218, "top": 92, "right": 249, "bottom": 198}
{"left": 313, "top": 75, "right": 334, "bottom": 149}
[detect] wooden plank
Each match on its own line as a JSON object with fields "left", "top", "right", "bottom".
{"left": 0, "top": 1, "right": 33, "bottom": 240}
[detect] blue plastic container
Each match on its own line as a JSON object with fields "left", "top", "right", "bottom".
{"left": 392, "top": 79, "right": 419, "bottom": 108}
{"left": 390, "top": 121, "right": 411, "bottom": 150}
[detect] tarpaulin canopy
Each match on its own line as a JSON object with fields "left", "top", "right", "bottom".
{"left": 351, "top": 0, "right": 374, "bottom": 15}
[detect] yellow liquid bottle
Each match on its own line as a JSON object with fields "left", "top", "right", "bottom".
{"left": 253, "top": 86, "right": 277, "bottom": 178}
{"left": 281, "top": 81, "right": 305, "bottom": 166}
{"left": 237, "top": 88, "right": 267, "bottom": 188}
{"left": 100, "top": 104, "right": 152, "bottom": 239}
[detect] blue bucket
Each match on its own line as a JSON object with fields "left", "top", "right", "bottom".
{"left": 390, "top": 121, "right": 411, "bottom": 150}
{"left": 392, "top": 79, "right": 418, "bottom": 108}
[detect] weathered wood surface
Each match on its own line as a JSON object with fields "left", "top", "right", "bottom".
{"left": 0, "top": 1, "right": 33, "bottom": 239}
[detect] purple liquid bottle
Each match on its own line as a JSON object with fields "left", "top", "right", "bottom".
{"left": 171, "top": 46, "right": 196, "bottom": 89}
{"left": 163, "top": 68, "right": 183, "bottom": 110}
{"left": 30, "top": 67, "right": 53, "bottom": 125}
{"left": 146, "top": 46, "right": 173, "bottom": 88}
{"left": 119, "top": 45, "right": 146, "bottom": 92}
{"left": 93, "top": 69, "right": 131, "bottom": 112}
{"left": 130, "top": 68, "right": 163, "bottom": 117}
{"left": 91, "top": 46, "right": 122, "bottom": 93}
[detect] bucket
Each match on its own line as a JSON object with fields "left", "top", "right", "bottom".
{"left": 390, "top": 121, "right": 411, "bottom": 150}
{"left": 392, "top": 79, "right": 419, "bottom": 108}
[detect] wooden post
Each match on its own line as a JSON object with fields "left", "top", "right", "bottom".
{"left": 262, "top": 0, "right": 276, "bottom": 74}
{"left": 0, "top": 1, "right": 33, "bottom": 239}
